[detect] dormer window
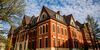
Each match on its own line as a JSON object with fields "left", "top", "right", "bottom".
{"left": 40, "top": 12, "right": 48, "bottom": 21}
{"left": 42, "top": 14, "right": 45, "bottom": 19}
{"left": 56, "top": 14, "right": 64, "bottom": 22}
{"left": 56, "top": 14, "right": 59, "bottom": 19}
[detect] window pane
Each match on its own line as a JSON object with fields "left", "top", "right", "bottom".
{"left": 62, "top": 28, "right": 63, "bottom": 35}
{"left": 57, "top": 26, "right": 60, "bottom": 33}
{"left": 52, "top": 24, "right": 55, "bottom": 32}
{"left": 19, "top": 44, "right": 22, "bottom": 50}
{"left": 58, "top": 39, "right": 60, "bottom": 47}
{"left": 43, "top": 26, "right": 45, "bottom": 33}
{"left": 53, "top": 38, "right": 56, "bottom": 47}
{"left": 40, "top": 39, "right": 42, "bottom": 48}
{"left": 32, "top": 40, "right": 35, "bottom": 48}
{"left": 65, "top": 29, "right": 66, "bottom": 35}
{"left": 46, "top": 38, "right": 48, "bottom": 47}
{"left": 40, "top": 27, "right": 42, "bottom": 34}
{"left": 65, "top": 29, "right": 68, "bottom": 36}
{"left": 72, "top": 32, "right": 76, "bottom": 39}
{"left": 62, "top": 40, "right": 64, "bottom": 48}
{"left": 46, "top": 24, "right": 48, "bottom": 32}
{"left": 24, "top": 42, "right": 26, "bottom": 50}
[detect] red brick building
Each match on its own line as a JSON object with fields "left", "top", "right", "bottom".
{"left": 8, "top": 6, "right": 99, "bottom": 50}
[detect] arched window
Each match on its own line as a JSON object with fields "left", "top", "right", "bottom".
{"left": 41, "top": 13, "right": 47, "bottom": 20}
{"left": 42, "top": 15, "right": 45, "bottom": 19}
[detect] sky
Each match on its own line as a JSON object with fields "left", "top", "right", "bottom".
{"left": 1, "top": 0, "right": 100, "bottom": 34}
{"left": 25, "top": 0, "right": 100, "bottom": 23}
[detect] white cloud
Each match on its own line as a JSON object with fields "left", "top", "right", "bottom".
{"left": 25, "top": 0, "right": 100, "bottom": 24}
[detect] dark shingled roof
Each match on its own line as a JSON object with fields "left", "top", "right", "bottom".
{"left": 22, "top": 15, "right": 31, "bottom": 25}
{"left": 63, "top": 14, "right": 73, "bottom": 25}
{"left": 75, "top": 21, "right": 82, "bottom": 27}
{"left": 31, "top": 17, "right": 38, "bottom": 25}
{"left": 29, "top": 15, "right": 35, "bottom": 24}
{"left": 43, "top": 6, "right": 56, "bottom": 18}
{"left": 39, "top": 6, "right": 67, "bottom": 25}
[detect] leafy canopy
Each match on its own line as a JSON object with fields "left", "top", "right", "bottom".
{"left": 0, "top": 0, "right": 25, "bottom": 24}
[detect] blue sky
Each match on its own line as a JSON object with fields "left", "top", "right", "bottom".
{"left": 1, "top": 0, "right": 100, "bottom": 34}
{"left": 25, "top": 0, "right": 100, "bottom": 23}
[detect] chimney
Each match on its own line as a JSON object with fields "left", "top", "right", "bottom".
{"left": 57, "top": 11, "right": 60, "bottom": 15}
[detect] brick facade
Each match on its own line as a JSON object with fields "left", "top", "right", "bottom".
{"left": 8, "top": 6, "right": 100, "bottom": 50}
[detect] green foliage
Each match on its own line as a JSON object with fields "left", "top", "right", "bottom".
{"left": 86, "top": 15, "right": 100, "bottom": 39}
{"left": 0, "top": 35, "right": 7, "bottom": 43}
{"left": 0, "top": 0, "right": 25, "bottom": 24}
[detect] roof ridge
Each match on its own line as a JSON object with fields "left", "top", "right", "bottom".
{"left": 43, "top": 6, "right": 56, "bottom": 14}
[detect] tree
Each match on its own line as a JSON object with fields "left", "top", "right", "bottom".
{"left": 0, "top": 0, "right": 25, "bottom": 35}
{"left": 86, "top": 15, "right": 100, "bottom": 49}
{"left": 0, "top": 0, "right": 25, "bottom": 24}
{"left": 0, "top": 35, "right": 7, "bottom": 43}
{"left": 0, "top": 0, "right": 25, "bottom": 48}
{"left": 86, "top": 15, "right": 100, "bottom": 38}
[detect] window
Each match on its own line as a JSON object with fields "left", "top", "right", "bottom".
{"left": 26, "top": 33, "right": 27, "bottom": 40}
{"left": 74, "top": 41, "right": 78, "bottom": 48}
{"left": 39, "top": 39, "right": 42, "bottom": 48}
{"left": 42, "top": 15, "right": 45, "bottom": 19}
{"left": 40, "top": 26, "right": 42, "bottom": 34}
{"left": 65, "top": 29, "right": 68, "bottom": 36}
{"left": 46, "top": 24, "right": 48, "bottom": 32}
{"left": 53, "top": 38, "right": 56, "bottom": 47}
{"left": 66, "top": 41, "right": 69, "bottom": 48}
{"left": 65, "top": 29, "right": 66, "bottom": 35}
{"left": 61, "top": 28, "right": 64, "bottom": 35}
{"left": 33, "top": 30, "right": 35, "bottom": 34}
{"left": 32, "top": 40, "right": 35, "bottom": 48}
{"left": 43, "top": 25, "right": 45, "bottom": 33}
{"left": 24, "top": 42, "right": 26, "bottom": 50}
{"left": 62, "top": 40, "right": 64, "bottom": 48}
{"left": 72, "top": 32, "right": 76, "bottom": 39}
{"left": 58, "top": 39, "right": 60, "bottom": 47}
{"left": 52, "top": 24, "right": 55, "bottom": 32}
{"left": 22, "top": 34, "right": 24, "bottom": 41}
{"left": 19, "top": 44, "right": 22, "bottom": 50}
{"left": 57, "top": 26, "right": 60, "bottom": 33}
{"left": 45, "top": 38, "right": 48, "bottom": 47}
{"left": 15, "top": 44, "right": 17, "bottom": 50}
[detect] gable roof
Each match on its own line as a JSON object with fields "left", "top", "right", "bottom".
{"left": 22, "top": 15, "right": 31, "bottom": 26}
{"left": 30, "top": 17, "right": 38, "bottom": 25}
{"left": 29, "top": 15, "right": 35, "bottom": 24}
{"left": 63, "top": 14, "right": 72, "bottom": 25}
{"left": 43, "top": 6, "right": 56, "bottom": 18}
{"left": 37, "top": 6, "right": 67, "bottom": 25}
